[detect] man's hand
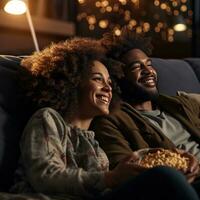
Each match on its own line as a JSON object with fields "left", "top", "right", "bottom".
{"left": 173, "top": 148, "right": 200, "bottom": 183}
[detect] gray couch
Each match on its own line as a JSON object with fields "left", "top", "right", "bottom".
{"left": 0, "top": 55, "right": 200, "bottom": 192}
{"left": 152, "top": 58, "right": 200, "bottom": 95}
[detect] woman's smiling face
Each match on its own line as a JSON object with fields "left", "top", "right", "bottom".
{"left": 78, "top": 60, "right": 112, "bottom": 117}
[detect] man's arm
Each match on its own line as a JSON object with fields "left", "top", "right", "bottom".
{"left": 90, "top": 114, "right": 148, "bottom": 169}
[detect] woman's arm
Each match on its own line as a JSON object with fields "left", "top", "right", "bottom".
{"left": 20, "top": 108, "right": 107, "bottom": 198}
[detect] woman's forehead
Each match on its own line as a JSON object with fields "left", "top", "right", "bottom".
{"left": 90, "top": 60, "right": 109, "bottom": 74}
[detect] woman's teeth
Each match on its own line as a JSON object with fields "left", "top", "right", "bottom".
{"left": 97, "top": 95, "right": 109, "bottom": 104}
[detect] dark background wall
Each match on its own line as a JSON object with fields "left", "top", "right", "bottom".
{"left": 0, "top": 0, "right": 199, "bottom": 58}
{"left": 75, "top": 0, "right": 197, "bottom": 58}
{"left": 192, "top": 0, "right": 200, "bottom": 57}
{"left": 0, "top": 0, "right": 75, "bottom": 55}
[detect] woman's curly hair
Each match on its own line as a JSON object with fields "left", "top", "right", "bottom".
{"left": 101, "top": 26, "right": 153, "bottom": 60}
{"left": 20, "top": 37, "right": 123, "bottom": 117}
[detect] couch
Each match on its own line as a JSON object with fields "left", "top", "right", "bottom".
{"left": 0, "top": 55, "right": 200, "bottom": 192}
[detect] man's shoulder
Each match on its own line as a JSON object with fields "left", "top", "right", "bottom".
{"left": 158, "top": 94, "right": 200, "bottom": 114}
{"left": 158, "top": 94, "right": 199, "bottom": 105}
{"left": 91, "top": 101, "right": 139, "bottom": 127}
{"left": 102, "top": 101, "right": 135, "bottom": 117}
{"left": 176, "top": 92, "right": 200, "bottom": 105}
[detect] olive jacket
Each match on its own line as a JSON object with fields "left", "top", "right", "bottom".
{"left": 90, "top": 95, "right": 200, "bottom": 169}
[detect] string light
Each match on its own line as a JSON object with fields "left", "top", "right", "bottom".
{"left": 77, "top": 0, "right": 192, "bottom": 42}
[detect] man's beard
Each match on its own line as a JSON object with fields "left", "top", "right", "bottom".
{"left": 120, "top": 80, "right": 159, "bottom": 104}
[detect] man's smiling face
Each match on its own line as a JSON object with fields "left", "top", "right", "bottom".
{"left": 121, "top": 48, "right": 159, "bottom": 103}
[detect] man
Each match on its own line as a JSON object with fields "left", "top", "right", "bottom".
{"left": 90, "top": 27, "right": 200, "bottom": 184}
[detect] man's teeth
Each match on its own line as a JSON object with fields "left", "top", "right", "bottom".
{"left": 144, "top": 79, "right": 154, "bottom": 84}
{"left": 141, "top": 77, "right": 155, "bottom": 84}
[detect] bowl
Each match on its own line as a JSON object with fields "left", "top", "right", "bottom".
{"left": 136, "top": 148, "right": 189, "bottom": 172}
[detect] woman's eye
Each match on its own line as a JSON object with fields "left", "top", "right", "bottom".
{"left": 93, "top": 77, "right": 103, "bottom": 82}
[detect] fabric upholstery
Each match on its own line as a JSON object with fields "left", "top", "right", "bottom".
{"left": 152, "top": 58, "right": 200, "bottom": 96}
{"left": 185, "top": 58, "right": 200, "bottom": 82}
{"left": 0, "top": 55, "right": 31, "bottom": 191}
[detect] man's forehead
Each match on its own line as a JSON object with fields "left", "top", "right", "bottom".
{"left": 121, "top": 48, "right": 149, "bottom": 64}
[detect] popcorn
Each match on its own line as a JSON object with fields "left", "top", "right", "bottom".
{"left": 139, "top": 149, "right": 189, "bottom": 171}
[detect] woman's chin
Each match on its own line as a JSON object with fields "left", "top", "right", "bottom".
{"left": 96, "top": 108, "right": 109, "bottom": 116}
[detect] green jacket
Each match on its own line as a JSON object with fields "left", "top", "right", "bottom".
{"left": 90, "top": 95, "right": 200, "bottom": 169}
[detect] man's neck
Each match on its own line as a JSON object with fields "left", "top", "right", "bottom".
{"left": 131, "top": 101, "right": 153, "bottom": 111}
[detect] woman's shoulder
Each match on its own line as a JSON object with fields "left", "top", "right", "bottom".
{"left": 32, "top": 107, "right": 62, "bottom": 119}
{"left": 22, "top": 107, "right": 70, "bottom": 141}
{"left": 26, "top": 107, "right": 67, "bottom": 129}
{"left": 34, "top": 107, "right": 58, "bottom": 114}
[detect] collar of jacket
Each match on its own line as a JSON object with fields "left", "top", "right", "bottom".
{"left": 120, "top": 100, "right": 175, "bottom": 148}
{"left": 157, "top": 94, "right": 200, "bottom": 141}
{"left": 121, "top": 94, "right": 200, "bottom": 142}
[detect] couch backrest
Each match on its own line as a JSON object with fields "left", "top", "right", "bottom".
{"left": 152, "top": 58, "right": 200, "bottom": 96}
{"left": 0, "top": 55, "right": 32, "bottom": 191}
{"left": 185, "top": 58, "right": 200, "bottom": 82}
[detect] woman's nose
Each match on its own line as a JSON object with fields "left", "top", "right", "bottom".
{"left": 103, "top": 82, "right": 112, "bottom": 92}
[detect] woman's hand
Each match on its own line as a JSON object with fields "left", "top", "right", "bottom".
{"left": 173, "top": 148, "right": 200, "bottom": 183}
{"left": 105, "top": 153, "right": 147, "bottom": 188}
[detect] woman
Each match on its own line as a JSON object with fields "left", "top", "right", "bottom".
{"left": 10, "top": 37, "right": 199, "bottom": 200}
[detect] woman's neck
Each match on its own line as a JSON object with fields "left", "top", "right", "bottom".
{"left": 66, "top": 114, "right": 92, "bottom": 130}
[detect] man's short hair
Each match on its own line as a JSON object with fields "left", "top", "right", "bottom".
{"left": 101, "top": 26, "right": 153, "bottom": 60}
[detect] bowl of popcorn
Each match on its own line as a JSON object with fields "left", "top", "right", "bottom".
{"left": 137, "top": 148, "right": 189, "bottom": 172}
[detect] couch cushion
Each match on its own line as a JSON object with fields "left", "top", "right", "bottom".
{"left": 152, "top": 58, "right": 200, "bottom": 96}
{"left": 0, "top": 55, "right": 31, "bottom": 191}
{"left": 185, "top": 58, "right": 200, "bottom": 82}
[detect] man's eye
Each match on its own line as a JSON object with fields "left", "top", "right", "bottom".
{"left": 108, "top": 80, "right": 112, "bottom": 87}
{"left": 130, "top": 64, "right": 141, "bottom": 71}
{"left": 147, "top": 62, "right": 152, "bottom": 66}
